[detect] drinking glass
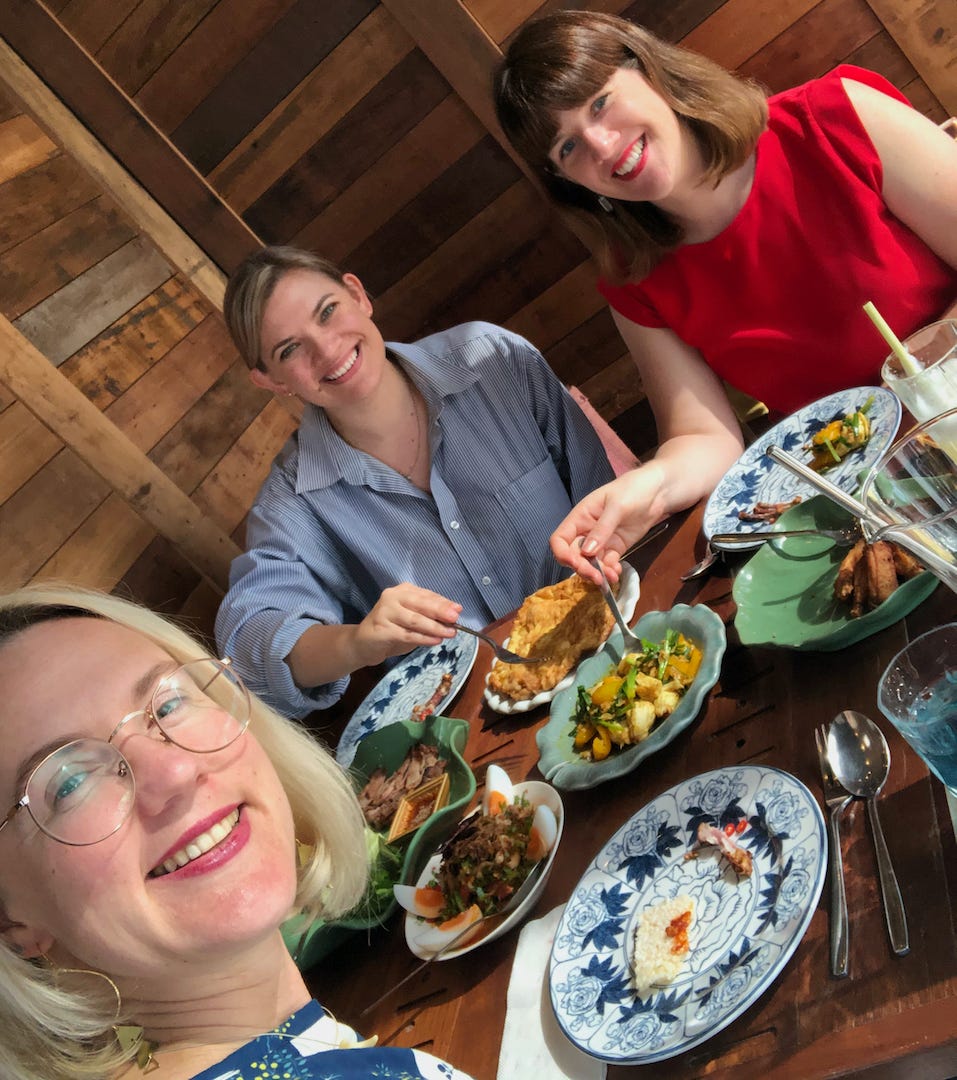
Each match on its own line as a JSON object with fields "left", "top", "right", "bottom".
{"left": 878, "top": 623, "right": 957, "bottom": 798}
{"left": 881, "top": 320, "right": 957, "bottom": 422}
{"left": 859, "top": 408, "right": 957, "bottom": 594}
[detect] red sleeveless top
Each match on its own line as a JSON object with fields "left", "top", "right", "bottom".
{"left": 598, "top": 66, "right": 956, "bottom": 413}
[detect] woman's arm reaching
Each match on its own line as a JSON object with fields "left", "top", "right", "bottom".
{"left": 551, "top": 312, "right": 744, "bottom": 583}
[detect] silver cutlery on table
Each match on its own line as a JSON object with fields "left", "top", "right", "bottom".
{"left": 587, "top": 556, "right": 642, "bottom": 650}
{"left": 815, "top": 724, "right": 852, "bottom": 977}
{"left": 710, "top": 525, "right": 861, "bottom": 548}
{"left": 452, "top": 624, "right": 549, "bottom": 665}
{"left": 359, "top": 858, "right": 547, "bottom": 1016}
{"left": 827, "top": 710, "right": 909, "bottom": 956}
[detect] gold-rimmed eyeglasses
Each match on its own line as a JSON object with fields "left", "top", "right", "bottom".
{"left": 0, "top": 658, "right": 250, "bottom": 846}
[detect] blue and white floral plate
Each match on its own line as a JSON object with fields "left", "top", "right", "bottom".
{"left": 335, "top": 634, "right": 478, "bottom": 766}
{"left": 549, "top": 766, "right": 825, "bottom": 1064}
{"left": 703, "top": 387, "right": 900, "bottom": 550}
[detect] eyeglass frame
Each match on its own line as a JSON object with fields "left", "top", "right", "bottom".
{"left": 0, "top": 657, "right": 250, "bottom": 847}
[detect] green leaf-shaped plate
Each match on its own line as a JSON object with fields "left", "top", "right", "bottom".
{"left": 536, "top": 604, "right": 726, "bottom": 791}
{"left": 733, "top": 496, "right": 938, "bottom": 651}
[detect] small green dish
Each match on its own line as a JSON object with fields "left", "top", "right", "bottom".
{"left": 536, "top": 605, "right": 727, "bottom": 791}
{"left": 282, "top": 713, "right": 476, "bottom": 969}
{"left": 733, "top": 496, "right": 938, "bottom": 651}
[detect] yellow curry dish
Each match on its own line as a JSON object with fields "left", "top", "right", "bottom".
{"left": 572, "top": 632, "right": 702, "bottom": 761}
{"left": 805, "top": 397, "right": 873, "bottom": 472}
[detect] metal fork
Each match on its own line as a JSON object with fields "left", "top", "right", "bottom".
{"left": 452, "top": 624, "right": 549, "bottom": 665}
{"left": 816, "top": 724, "right": 852, "bottom": 978}
{"left": 710, "top": 525, "right": 862, "bottom": 547}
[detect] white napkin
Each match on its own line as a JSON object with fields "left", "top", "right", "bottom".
{"left": 497, "top": 904, "right": 606, "bottom": 1080}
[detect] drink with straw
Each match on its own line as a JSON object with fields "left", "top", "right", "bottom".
{"left": 864, "top": 305, "right": 957, "bottom": 425}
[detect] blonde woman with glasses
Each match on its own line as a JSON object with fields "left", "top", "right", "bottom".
{"left": 0, "top": 584, "right": 471, "bottom": 1080}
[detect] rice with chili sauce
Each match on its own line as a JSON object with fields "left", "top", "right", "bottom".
{"left": 632, "top": 895, "right": 694, "bottom": 990}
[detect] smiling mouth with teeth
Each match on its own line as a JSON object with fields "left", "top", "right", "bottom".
{"left": 613, "top": 135, "right": 647, "bottom": 179}
{"left": 325, "top": 345, "right": 359, "bottom": 382}
{"left": 148, "top": 809, "right": 241, "bottom": 878}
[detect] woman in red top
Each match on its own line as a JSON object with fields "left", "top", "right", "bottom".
{"left": 494, "top": 10, "right": 957, "bottom": 580}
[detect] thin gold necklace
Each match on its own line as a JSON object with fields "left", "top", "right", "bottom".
{"left": 399, "top": 373, "right": 425, "bottom": 481}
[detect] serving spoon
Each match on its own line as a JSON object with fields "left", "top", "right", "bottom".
{"left": 827, "top": 710, "right": 909, "bottom": 956}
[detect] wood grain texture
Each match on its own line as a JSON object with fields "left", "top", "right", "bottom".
{"left": 621, "top": 0, "right": 726, "bottom": 43}
{"left": 682, "top": 0, "right": 820, "bottom": 69}
{"left": 246, "top": 48, "right": 451, "bottom": 243}
{"left": 209, "top": 5, "right": 412, "bottom": 208}
{"left": 0, "top": 113, "right": 57, "bottom": 184}
{"left": 13, "top": 236, "right": 172, "bottom": 367}
{"left": 95, "top": 0, "right": 217, "bottom": 96}
{"left": 863, "top": 0, "right": 957, "bottom": 114}
{"left": 136, "top": 0, "right": 298, "bottom": 132}
{"left": 58, "top": 276, "right": 208, "bottom": 408}
{"left": 0, "top": 153, "right": 99, "bottom": 252}
{"left": 901, "top": 75, "right": 948, "bottom": 119}
{"left": 0, "top": 447, "right": 109, "bottom": 589}
{"left": 0, "top": 194, "right": 137, "bottom": 321}
{"left": 103, "top": 313, "right": 237, "bottom": 452}
{"left": 32, "top": 491, "right": 154, "bottom": 590}
{"left": 344, "top": 135, "right": 520, "bottom": 297}
{"left": 0, "top": 313, "right": 240, "bottom": 588}
{"left": 0, "top": 401, "right": 61, "bottom": 504}
{"left": 740, "top": 0, "right": 883, "bottom": 90}
{"left": 293, "top": 94, "right": 485, "bottom": 262}
{"left": 0, "top": 30, "right": 241, "bottom": 303}
{"left": 505, "top": 261, "right": 603, "bottom": 353}
{"left": 58, "top": 0, "right": 139, "bottom": 55}
{"left": 0, "top": 1, "right": 260, "bottom": 276}
{"left": 172, "top": 0, "right": 378, "bottom": 173}
{"left": 192, "top": 395, "right": 298, "bottom": 533}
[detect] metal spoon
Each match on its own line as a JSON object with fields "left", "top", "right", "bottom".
{"left": 827, "top": 710, "right": 909, "bottom": 956}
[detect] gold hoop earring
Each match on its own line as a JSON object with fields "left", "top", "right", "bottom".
{"left": 47, "top": 963, "right": 123, "bottom": 1024}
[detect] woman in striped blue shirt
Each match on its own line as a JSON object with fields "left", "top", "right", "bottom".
{"left": 216, "top": 247, "right": 614, "bottom": 717}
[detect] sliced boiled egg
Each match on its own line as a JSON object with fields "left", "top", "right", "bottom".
{"left": 393, "top": 884, "right": 445, "bottom": 920}
{"left": 415, "top": 903, "right": 484, "bottom": 953}
{"left": 482, "top": 764, "right": 514, "bottom": 816}
{"left": 526, "top": 803, "right": 558, "bottom": 862}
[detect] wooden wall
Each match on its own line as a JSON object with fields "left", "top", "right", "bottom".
{"left": 0, "top": 0, "right": 952, "bottom": 634}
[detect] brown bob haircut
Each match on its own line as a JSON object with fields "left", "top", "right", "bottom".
{"left": 224, "top": 245, "right": 346, "bottom": 370}
{"left": 494, "top": 10, "right": 768, "bottom": 282}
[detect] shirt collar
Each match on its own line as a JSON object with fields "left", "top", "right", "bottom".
{"left": 293, "top": 339, "right": 481, "bottom": 493}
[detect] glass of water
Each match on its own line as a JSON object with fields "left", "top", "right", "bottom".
{"left": 859, "top": 407, "right": 957, "bottom": 594}
{"left": 882, "top": 320, "right": 957, "bottom": 422}
{"left": 878, "top": 623, "right": 957, "bottom": 798}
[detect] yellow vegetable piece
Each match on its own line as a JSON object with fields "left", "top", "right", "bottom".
{"left": 592, "top": 727, "right": 612, "bottom": 760}
{"left": 590, "top": 675, "right": 624, "bottom": 706}
{"left": 574, "top": 721, "right": 596, "bottom": 749}
{"left": 664, "top": 637, "right": 702, "bottom": 682}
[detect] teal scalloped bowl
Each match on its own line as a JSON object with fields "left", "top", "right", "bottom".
{"left": 733, "top": 496, "right": 938, "bottom": 652}
{"left": 536, "top": 605, "right": 727, "bottom": 791}
{"left": 282, "top": 713, "right": 476, "bottom": 970}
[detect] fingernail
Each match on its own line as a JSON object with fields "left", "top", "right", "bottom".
{"left": 582, "top": 538, "right": 598, "bottom": 555}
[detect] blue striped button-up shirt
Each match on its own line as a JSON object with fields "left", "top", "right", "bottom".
{"left": 215, "top": 322, "right": 615, "bottom": 716}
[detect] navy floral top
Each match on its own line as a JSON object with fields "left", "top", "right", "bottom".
{"left": 191, "top": 1000, "right": 472, "bottom": 1080}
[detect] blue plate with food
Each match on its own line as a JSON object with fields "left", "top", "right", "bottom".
{"left": 549, "top": 766, "right": 825, "bottom": 1064}
{"left": 703, "top": 387, "right": 901, "bottom": 550}
{"left": 537, "top": 605, "right": 726, "bottom": 791}
{"left": 336, "top": 632, "right": 479, "bottom": 766}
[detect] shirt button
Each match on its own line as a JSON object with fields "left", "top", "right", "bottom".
{"left": 449, "top": 520, "right": 460, "bottom": 530}
{"left": 482, "top": 576, "right": 491, "bottom": 586}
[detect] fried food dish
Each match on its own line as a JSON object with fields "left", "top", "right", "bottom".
{"left": 738, "top": 497, "right": 802, "bottom": 523}
{"left": 834, "top": 538, "right": 924, "bottom": 616}
{"left": 487, "top": 575, "right": 614, "bottom": 699}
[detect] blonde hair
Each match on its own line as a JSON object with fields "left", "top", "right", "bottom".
{"left": 0, "top": 584, "right": 368, "bottom": 1080}
{"left": 224, "top": 245, "right": 346, "bottom": 370}
{"left": 494, "top": 10, "right": 768, "bottom": 281}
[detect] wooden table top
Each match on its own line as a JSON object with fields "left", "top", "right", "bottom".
{"left": 307, "top": 503, "right": 957, "bottom": 1080}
